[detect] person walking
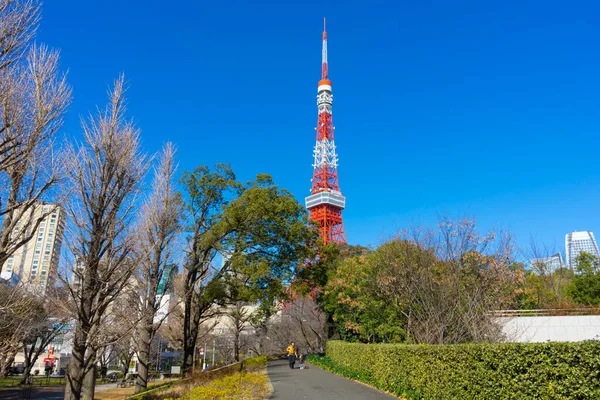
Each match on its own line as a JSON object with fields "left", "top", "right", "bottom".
{"left": 286, "top": 342, "right": 297, "bottom": 370}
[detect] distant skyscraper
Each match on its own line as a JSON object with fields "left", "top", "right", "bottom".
{"left": 565, "top": 231, "right": 600, "bottom": 269}
{"left": 156, "top": 264, "right": 177, "bottom": 296}
{"left": 1, "top": 204, "right": 66, "bottom": 295}
{"left": 529, "top": 253, "right": 565, "bottom": 274}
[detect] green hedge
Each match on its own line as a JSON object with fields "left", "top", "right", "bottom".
{"left": 325, "top": 340, "right": 600, "bottom": 399}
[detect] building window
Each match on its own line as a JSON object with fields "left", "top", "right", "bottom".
{"left": 33, "top": 260, "right": 38, "bottom": 264}
{"left": 46, "top": 244, "right": 51, "bottom": 249}
{"left": 44, "top": 256, "right": 49, "bottom": 261}
{"left": 41, "top": 271, "right": 46, "bottom": 275}
{"left": 36, "top": 244, "right": 41, "bottom": 249}
{"left": 35, "top": 251, "right": 40, "bottom": 254}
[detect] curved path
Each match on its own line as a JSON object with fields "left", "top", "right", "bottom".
{"left": 267, "top": 358, "right": 396, "bottom": 399}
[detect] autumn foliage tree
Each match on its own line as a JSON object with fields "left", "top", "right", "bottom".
{"left": 323, "top": 218, "right": 523, "bottom": 344}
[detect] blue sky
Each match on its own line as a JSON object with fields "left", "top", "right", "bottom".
{"left": 39, "top": 1, "right": 600, "bottom": 254}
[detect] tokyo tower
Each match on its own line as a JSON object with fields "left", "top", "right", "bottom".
{"left": 305, "top": 19, "right": 346, "bottom": 245}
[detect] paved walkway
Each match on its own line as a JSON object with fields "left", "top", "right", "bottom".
{"left": 267, "top": 358, "right": 396, "bottom": 399}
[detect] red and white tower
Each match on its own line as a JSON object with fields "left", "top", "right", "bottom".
{"left": 305, "top": 19, "right": 346, "bottom": 245}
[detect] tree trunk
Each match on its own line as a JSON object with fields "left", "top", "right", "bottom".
{"left": 135, "top": 322, "right": 152, "bottom": 393}
{"left": 120, "top": 352, "right": 132, "bottom": 377}
{"left": 182, "top": 272, "right": 195, "bottom": 372}
{"left": 64, "top": 326, "right": 89, "bottom": 400}
{"left": 183, "top": 285, "right": 203, "bottom": 373}
{"left": 81, "top": 365, "right": 96, "bottom": 400}
{"left": 234, "top": 329, "right": 240, "bottom": 362}
{"left": 21, "top": 356, "right": 33, "bottom": 384}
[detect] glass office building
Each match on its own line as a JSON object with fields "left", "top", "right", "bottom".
{"left": 565, "top": 231, "right": 600, "bottom": 269}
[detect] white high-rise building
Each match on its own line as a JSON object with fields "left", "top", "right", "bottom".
{"left": 565, "top": 231, "right": 600, "bottom": 269}
{"left": 530, "top": 253, "right": 565, "bottom": 274}
{"left": 1, "top": 204, "right": 66, "bottom": 295}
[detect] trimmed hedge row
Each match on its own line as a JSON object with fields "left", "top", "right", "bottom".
{"left": 325, "top": 340, "right": 600, "bottom": 399}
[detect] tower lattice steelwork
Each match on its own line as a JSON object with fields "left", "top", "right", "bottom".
{"left": 305, "top": 19, "right": 346, "bottom": 245}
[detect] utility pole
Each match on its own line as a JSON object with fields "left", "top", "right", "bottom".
{"left": 212, "top": 339, "right": 215, "bottom": 368}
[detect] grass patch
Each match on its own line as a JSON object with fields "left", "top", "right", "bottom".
{"left": 180, "top": 371, "right": 269, "bottom": 400}
{"left": 95, "top": 379, "right": 178, "bottom": 400}
{"left": 143, "top": 356, "right": 273, "bottom": 400}
{"left": 0, "top": 376, "right": 66, "bottom": 387}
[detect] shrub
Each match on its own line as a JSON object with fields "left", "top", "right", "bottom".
{"left": 244, "top": 356, "right": 268, "bottom": 372}
{"left": 187, "top": 372, "right": 269, "bottom": 400}
{"left": 142, "top": 355, "right": 272, "bottom": 400}
{"left": 324, "top": 340, "right": 600, "bottom": 399}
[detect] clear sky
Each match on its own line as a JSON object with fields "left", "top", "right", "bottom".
{"left": 38, "top": 1, "right": 600, "bottom": 254}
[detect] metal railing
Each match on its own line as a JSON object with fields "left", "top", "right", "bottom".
{"left": 491, "top": 308, "right": 600, "bottom": 317}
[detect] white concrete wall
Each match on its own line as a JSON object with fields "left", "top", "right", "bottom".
{"left": 499, "top": 315, "right": 600, "bottom": 342}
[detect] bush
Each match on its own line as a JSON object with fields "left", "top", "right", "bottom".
{"left": 324, "top": 340, "right": 600, "bottom": 399}
{"left": 186, "top": 372, "right": 269, "bottom": 399}
{"left": 244, "top": 356, "right": 268, "bottom": 372}
{"left": 143, "top": 355, "right": 272, "bottom": 400}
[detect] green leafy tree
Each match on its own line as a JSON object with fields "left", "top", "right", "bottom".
{"left": 567, "top": 252, "right": 600, "bottom": 306}
{"left": 181, "top": 166, "right": 317, "bottom": 371}
{"left": 516, "top": 267, "right": 574, "bottom": 310}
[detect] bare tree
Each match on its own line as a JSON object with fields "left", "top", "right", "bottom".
{"left": 397, "top": 218, "right": 520, "bottom": 344}
{"left": 225, "top": 301, "right": 254, "bottom": 362}
{"left": 133, "top": 143, "right": 182, "bottom": 392}
{"left": 0, "top": 43, "right": 71, "bottom": 273}
{"left": 0, "top": 283, "right": 38, "bottom": 375}
{"left": 62, "top": 76, "right": 146, "bottom": 400}
{"left": 0, "top": 0, "right": 40, "bottom": 71}
{"left": 20, "top": 312, "right": 67, "bottom": 384}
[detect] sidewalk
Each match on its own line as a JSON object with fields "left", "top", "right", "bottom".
{"left": 267, "top": 358, "right": 396, "bottom": 399}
